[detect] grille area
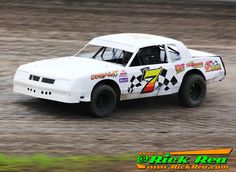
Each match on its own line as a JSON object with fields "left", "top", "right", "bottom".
{"left": 42, "top": 78, "right": 55, "bottom": 84}
{"left": 29, "top": 74, "right": 55, "bottom": 84}
{"left": 26, "top": 87, "right": 52, "bottom": 95}
{"left": 29, "top": 75, "right": 40, "bottom": 81}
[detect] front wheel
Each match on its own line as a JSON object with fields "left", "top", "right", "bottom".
{"left": 178, "top": 74, "right": 206, "bottom": 107}
{"left": 89, "top": 85, "right": 117, "bottom": 117}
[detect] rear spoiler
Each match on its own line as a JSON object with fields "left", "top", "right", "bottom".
{"left": 219, "top": 56, "right": 226, "bottom": 76}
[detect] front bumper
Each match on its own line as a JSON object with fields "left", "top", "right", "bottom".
{"left": 14, "top": 79, "right": 81, "bottom": 103}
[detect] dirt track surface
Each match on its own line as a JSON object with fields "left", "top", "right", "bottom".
{"left": 0, "top": 0, "right": 235, "bottom": 158}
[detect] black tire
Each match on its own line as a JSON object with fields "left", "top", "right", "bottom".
{"left": 89, "top": 85, "right": 117, "bottom": 117}
{"left": 178, "top": 74, "right": 206, "bottom": 107}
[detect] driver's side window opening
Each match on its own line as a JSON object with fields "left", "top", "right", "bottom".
{"left": 130, "top": 45, "right": 167, "bottom": 66}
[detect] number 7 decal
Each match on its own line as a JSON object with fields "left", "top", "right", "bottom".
{"left": 141, "top": 67, "right": 163, "bottom": 94}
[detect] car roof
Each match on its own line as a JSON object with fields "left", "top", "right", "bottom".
{"left": 90, "top": 33, "right": 181, "bottom": 51}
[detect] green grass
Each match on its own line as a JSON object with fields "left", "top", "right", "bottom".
{"left": 0, "top": 154, "right": 135, "bottom": 172}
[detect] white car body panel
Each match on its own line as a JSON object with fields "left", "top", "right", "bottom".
{"left": 13, "top": 33, "right": 226, "bottom": 103}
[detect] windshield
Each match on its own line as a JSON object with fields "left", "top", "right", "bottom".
{"left": 75, "top": 44, "right": 133, "bottom": 66}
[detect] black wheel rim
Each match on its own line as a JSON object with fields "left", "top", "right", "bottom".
{"left": 96, "top": 91, "right": 113, "bottom": 110}
{"left": 189, "top": 81, "right": 202, "bottom": 101}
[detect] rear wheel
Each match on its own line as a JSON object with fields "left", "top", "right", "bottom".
{"left": 178, "top": 74, "right": 206, "bottom": 107}
{"left": 89, "top": 85, "right": 117, "bottom": 117}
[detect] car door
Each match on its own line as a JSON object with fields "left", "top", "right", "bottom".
{"left": 123, "top": 45, "right": 178, "bottom": 100}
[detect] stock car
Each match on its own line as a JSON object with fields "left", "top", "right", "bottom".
{"left": 14, "top": 33, "right": 226, "bottom": 117}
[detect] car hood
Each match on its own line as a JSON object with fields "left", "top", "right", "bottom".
{"left": 18, "top": 56, "right": 122, "bottom": 79}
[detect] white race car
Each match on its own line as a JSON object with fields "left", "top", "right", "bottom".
{"left": 14, "top": 33, "right": 226, "bottom": 117}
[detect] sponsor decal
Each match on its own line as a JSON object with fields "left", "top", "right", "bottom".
{"left": 205, "top": 60, "right": 222, "bottom": 72}
{"left": 91, "top": 70, "right": 118, "bottom": 80}
{"left": 175, "top": 64, "right": 185, "bottom": 74}
{"left": 136, "top": 148, "right": 232, "bottom": 170}
{"left": 119, "top": 70, "right": 128, "bottom": 78}
{"left": 127, "top": 67, "right": 177, "bottom": 94}
{"left": 186, "top": 61, "right": 203, "bottom": 68}
{"left": 119, "top": 77, "right": 128, "bottom": 83}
